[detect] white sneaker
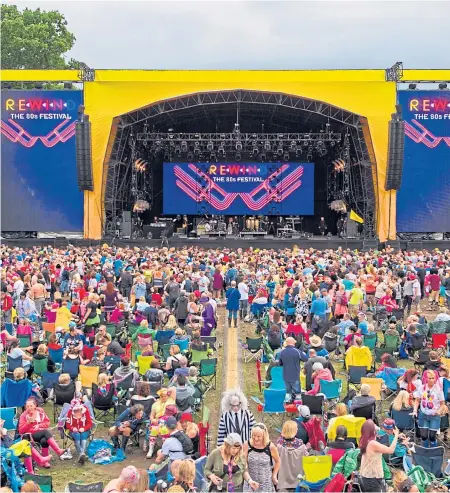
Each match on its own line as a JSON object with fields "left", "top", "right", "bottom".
{"left": 146, "top": 444, "right": 154, "bottom": 459}
{"left": 60, "top": 449, "right": 72, "bottom": 461}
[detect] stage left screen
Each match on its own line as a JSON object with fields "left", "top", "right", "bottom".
{"left": 163, "top": 161, "right": 314, "bottom": 215}
{"left": 1, "top": 90, "right": 83, "bottom": 232}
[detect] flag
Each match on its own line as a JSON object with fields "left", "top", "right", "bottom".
{"left": 350, "top": 210, "right": 364, "bottom": 224}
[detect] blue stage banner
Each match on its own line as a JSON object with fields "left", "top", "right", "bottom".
{"left": 1, "top": 90, "right": 83, "bottom": 232}
{"left": 397, "top": 90, "right": 450, "bottom": 233}
{"left": 163, "top": 162, "right": 314, "bottom": 216}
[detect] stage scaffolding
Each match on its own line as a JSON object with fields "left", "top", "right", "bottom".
{"left": 103, "top": 90, "right": 378, "bottom": 239}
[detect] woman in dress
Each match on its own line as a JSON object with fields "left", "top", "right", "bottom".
{"left": 242, "top": 423, "right": 280, "bottom": 493}
{"left": 102, "top": 282, "right": 120, "bottom": 322}
{"left": 334, "top": 283, "right": 348, "bottom": 319}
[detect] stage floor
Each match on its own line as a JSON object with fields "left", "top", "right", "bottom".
{"left": 2, "top": 235, "right": 450, "bottom": 251}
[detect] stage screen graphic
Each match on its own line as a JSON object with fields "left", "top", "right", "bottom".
{"left": 163, "top": 162, "right": 314, "bottom": 215}
{"left": 397, "top": 90, "right": 450, "bottom": 233}
{"left": 1, "top": 90, "right": 83, "bottom": 232}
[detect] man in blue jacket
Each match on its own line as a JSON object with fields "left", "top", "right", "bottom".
{"left": 226, "top": 280, "right": 241, "bottom": 328}
{"left": 279, "top": 337, "right": 308, "bottom": 401}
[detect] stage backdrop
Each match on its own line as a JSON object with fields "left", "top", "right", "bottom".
{"left": 163, "top": 162, "right": 314, "bottom": 215}
{"left": 397, "top": 90, "right": 450, "bottom": 232}
{"left": 1, "top": 90, "right": 83, "bottom": 232}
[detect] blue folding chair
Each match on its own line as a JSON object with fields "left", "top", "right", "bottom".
{"left": 48, "top": 347, "right": 64, "bottom": 365}
{"left": 174, "top": 339, "right": 189, "bottom": 352}
{"left": 319, "top": 379, "right": 342, "bottom": 401}
{"left": 155, "top": 330, "right": 175, "bottom": 348}
{"left": 348, "top": 366, "right": 367, "bottom": 389}
{"left": 380, "top": 367, "right": 405, "bottom": 393}
{"left": 42, "top": 371, "right": 61, "bottom": 391}
{"left": 251, "top": 303, "right": 270, "bottom": 318}
{"left": 251, "top": 388, "right": 286, "bottom": 427}
{"left": 4, "top": 323, "right": 14, "bottom": 335}
{"left": 264, "top": 366, "right": 286, "bottom": 390}
{"left": 7, "top": 355, "right": 23, "bottom": 372}
{"left": 62, "top": 358, "right": 80, "bottom": 380}
{"left": 1, "top": 378, "right": 34, "bottom": 408}
{"left": 104, "top": 355, "right": 121, "bottom": 374}
{"left": 391, "top": 409, "right": 415, "bottom": 439}
{"left": 0, "top": 407, "right": 18, "bottom": 435}
{"left": 443, "top": 378, "right": 450, "bottom": 402}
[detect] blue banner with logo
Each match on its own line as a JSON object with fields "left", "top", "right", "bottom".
{"left": 397, "top": 90, "right": 450, "bottom": 232}
{"left": 163, "top": 161, "right": 314, "bottom": 215}
{"left": 1, "top": 90, "right": 83, "bottom": 232}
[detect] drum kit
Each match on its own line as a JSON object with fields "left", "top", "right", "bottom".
{"left": 197, "top": 215, "right": 227, "bottom": 235}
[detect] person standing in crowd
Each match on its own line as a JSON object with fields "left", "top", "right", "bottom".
{"left": 226, "top": 281, "right": 241, "bottom": 328}
{"left": 217, "top": 389, "right": 256, "bottom": 446}
{"left": 279, "top": 337, "right": 307, "bottom": 400}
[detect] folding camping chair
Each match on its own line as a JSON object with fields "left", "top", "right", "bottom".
{"left": 92, "top": 382, "right": 117, "bottom": 424}
{"left": 363, "top": 333, "right": 377, "bottom": 351}
{"left": 137, "top": 355, "right": 154, "bottom": 376}
{"left": 0, "top": 407, "right": 18, "bottom": 438}
{"left": 62, "top": 357, "right": 80, "bottom": 380}
{"left": 7, "top": 355, "right": 23, "bottom": 372}
{"left": 154, "top": 330, "right": 175, "bottom": 349}
{"left": 201, "top": 336, "right": 217, "bottom": 350}
{"left": 301, "top": 394, "right": 325, "bottom": 417}
{"left": 242, "top": 337, "right": 263, "bottom": 363}
{"left": 348, "top": 365, "right": 367, "bottom": 391}
{"left": 48, "top": 347, "right": 64, "bottom": 366}
{"left": 391, "top": 409, "right": 416, "bottom": 440}
{"left": 104, "top": 355, "right": 121, "bottom": 374}
{"left": 82, "top": 345, "right": 99, "bottom": 361}
{"left": 18, "top": 334, "right": 31, "bottom": 348}
{"left": 251, "top": 388, "right": 286, "bottom": 427}
{"left": 263, "top": 365, "right": 286, "bottom": 391}
{"left": 42, "top": 371, "right": 61, "bottom": 394}
{"left": 360, "top": 377, "right": 383, "bottom": 413}
{"left": 380, "top": 367, "right": 405, "bottom": 401}
{"left": 409, "top": 444, "right": 445, "bottom": 478}
{"left": 174, "top": 338, "right": 189, "bottom": 353}
{"left": 199, "top": 358, "right": 217, "bottom": 391}
{"left": 383, "top": 333, "right": 401, "bottom": 352}
{"left": 414, "top": 348, "right": 431, "bottom": 371}
{"left": 431, "top": 333, "right": 448, "bottom": 357}
{"left": 105, "top": 324, "right": 117, "bottom": 339}
{"left": 66, "top": 482, "right": 103, "bottom": 493}
{"left": 23, "top": 473, "right": 54, "bottom": 493}
{"left": 42, "top": 322, "right": 56, "bottom": 340}
{"left": 32, "top": 356, "right": 48, "bottom": 377}
{"left": 319, "top": 379, "right": 342, "bottom": 411}
{"left": 190, "top": 348, "right": 209, "bottom": 365}
{"left": 159, "top": 343, "right": 172, "bottom": 362}
{"left": 137, "top": 334, "right": 153, "bottom": 351}
{"left": 327, "top": 415, "right": 366, "bottom": 445}
{"left": 298, "top": 455, "right": 333, "bottom": 492}
{"left": 79, "top": 364, "right": 100, "bottom": 391}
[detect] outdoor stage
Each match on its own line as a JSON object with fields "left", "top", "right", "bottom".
{"left": 2, "top": 236, "right": 450, "bottom": 252}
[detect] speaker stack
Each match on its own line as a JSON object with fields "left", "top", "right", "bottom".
{"left": 385, "top": 109, "right": 405, "bottom": 191}
{"left": 75, "top": 114, "right": 94, "bottom": 191}
{"left": 121, "top": 211, "right": 132, "bottom": 238}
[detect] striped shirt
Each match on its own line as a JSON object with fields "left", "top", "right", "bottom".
{"left": 217, "top": 410, "right": 255, "bottom": 446}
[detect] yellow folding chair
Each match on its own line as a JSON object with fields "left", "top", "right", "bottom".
{"left": 360, "top": 377, "right": 383, "bottom": 401}
{"left": 137, "top": 355, "right": 154, "bottom": 376}
{"left": 327, "top": 415, "right": 366, "bottom": 444}
{"left": 79, "top": 365, "right": 100, "bottom": 390}
{"left": 440, "top": 357, "right": 450, "bottom": 370}
{"left": 302, "top": 455, "right": 332, "bottom": 483}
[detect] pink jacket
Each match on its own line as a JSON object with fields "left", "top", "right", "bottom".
{"left": 307, "top": 368, "right": 333, "bottom": 396}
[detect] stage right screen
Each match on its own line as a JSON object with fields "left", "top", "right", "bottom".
{"left": 397, "top": 90, "right": 450, "bottom": 232}
{"left": 163, "top": 161, "right": 314, "bottom": 215}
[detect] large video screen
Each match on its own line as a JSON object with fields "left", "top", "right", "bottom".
{"left": 163, "top": 162, "right": 314, "bottom": 215}
{"left": 1, "top": 90, "right": 83, "bottom": 232}
{"left": 397, "top": 91, "right": 450, "bottom": 232}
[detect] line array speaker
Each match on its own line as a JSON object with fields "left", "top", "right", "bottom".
{"left": 385, "top": 117, "right": 405, "bottom": 191}
{"left": 76, "top": 120, "right": 94, "bottom": 191}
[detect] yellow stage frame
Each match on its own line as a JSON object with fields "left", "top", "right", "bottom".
{"left": 3, "top": 69, "right": 449, "bottom": 241}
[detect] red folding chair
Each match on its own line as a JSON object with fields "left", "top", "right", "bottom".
{"left": 432, "top": 333, "right": 447, "bottom": 355}
{"left": 83, "top": 345, "right": 100, "bottom": 361}
{"left": 328, "top": 447, "right": 346, "bottom": 465}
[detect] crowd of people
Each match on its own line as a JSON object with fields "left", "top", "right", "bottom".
{"left": 1, "top": 242, "right": 450, "bottom": 492}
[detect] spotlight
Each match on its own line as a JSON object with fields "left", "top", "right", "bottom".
{"left": 283, "top": 152, "right": 290, "bottom": 161}
{"left": 236, "top": 142, "right": 243, "bottom": 151}
{"left": 235, "top": 152, "right": 241, "bottom": 161}
{"left": 175, "top": 146, "right": 181, "bottom": 156}
{"left": 181, "top": 141, "right": 188, "bottom": 152}
{"left": 218, "top": 146, "right": 225, "bottom": 157}
{"left": 194, "top": 148, "right": 200, "bottom": 156}
{"left": 207, "top": 141, "right": 214, "bottom": 151}
{"left": 187, "top": 151, "right": 194, "bottom": 161}
{"left": 295, "top": 149, "right": 303, "bottom": 158}
{"left": 408, "top": 83, "right": 417, "bottom": 90}
{"left": 260, "top": 152, "right": 267, "bottom": 161}
{"left": 439, "top": 83, "right": 448, "bottom": 90}
{"left": 252, "top": 147, "right": 259, "bottom": 157}
{"left": 277, "top": 147, "right": 283, "bottom": 157}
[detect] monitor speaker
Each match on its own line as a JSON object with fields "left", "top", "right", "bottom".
{"left": 385, "top": 118, "right": 405, "bottom": 191}
{"left": 75, "top": 120, "right": 94, "bottom": 191}
{"left": 121, "top": 222, "right": 131, "bottom": 238}
{"left": 122, "top": 211, "right": 131, "bottom": 222}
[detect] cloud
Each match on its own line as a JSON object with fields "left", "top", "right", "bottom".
{"left": 14, "top": 1, "right": 450, "bottom": 69}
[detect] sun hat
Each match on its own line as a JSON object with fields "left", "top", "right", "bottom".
{"left": 310, "top": 335, "right": 322, "bottom": 348}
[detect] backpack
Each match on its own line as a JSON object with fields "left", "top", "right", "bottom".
{"left": 172, "top": 431, "right": 194, "bottom": 455}
{"left": 324, "top": 473, "right": 346, "bottom": 493}
{"left": 183, "top": 279, "right": 193, "bottom": 293}
{"left": 176, "top": 394, "right": 194, "bottom": 412}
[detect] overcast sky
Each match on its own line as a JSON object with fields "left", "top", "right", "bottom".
{"left": 15, "top": 1, "right": 450, "bottom": 70}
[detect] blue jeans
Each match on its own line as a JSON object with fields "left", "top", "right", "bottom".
{"left": 71, "top": 431, "right": 90, "bottom": 441}
{"left": 228, "top": 309, "right": 238, "bottom": 320}
{"left": 285, "top": 380, "right": 300, "bottom": 396}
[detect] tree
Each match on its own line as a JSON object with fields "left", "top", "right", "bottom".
{"left": 1, "top": 5, "right": 78, "bottom": 70}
